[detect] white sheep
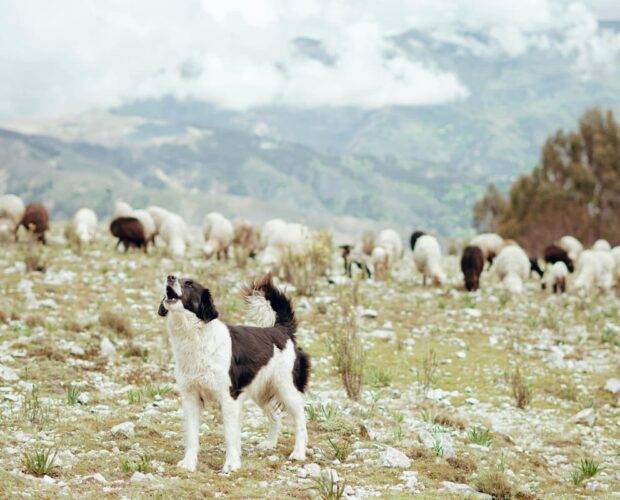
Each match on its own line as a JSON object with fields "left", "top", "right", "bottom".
{"left": 0, "top": 194, "right": 25, "bottom": 239}
{"left": 412, "top": 234, "right": 446, "bottom": 286}
{"left": 203, "top": 212, "right": 234, "bottom": 259}
{"left": 557, "top": 235, "right": 583, "bottom": 262}
{"left": 611, "top": 246, "right": 620, "bottom": 283}
{"left": 494, "top": 245, "right": 530, "bottom": 295}
{"left": 132, "top": 209, "right": 157, "bottom": 245}
{"left": 592, "top": 239, "right": 611, "bottom": 252}
{"left": 160, "top": 213, "right": 190, "bottom": 259}
{"left": 114, "top": 201, "right": 133, "bottom": 218}
{"left": 376, "top": 229, "right": 403, "bottom": 264}
{"left": 573, "top": 250, "right": 614, "bottom": 293}
{"left": 147, "top": 206, "right": 172, "bottom": 233}
{"left": 470, "top": 233, "right": 504, "bottom": 266}
{"left": 71, "top": 208, "right": 98, "bottom": 247}
{"left": 260, "top": 222, "right": 309, "bottom": 275}
{"left": 261, "top": 218, "right": 287, "bottom": 248}
{"left": 542, "top": 261, "right": 568, "bottom": 294}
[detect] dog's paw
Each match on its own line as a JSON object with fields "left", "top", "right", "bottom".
{"left": 222, "top": 458, "right": 241, "bottom": 473}
{"left": 257, "top": 439, "right": 277, "bottom": 451}
{"left": 177, "top": 456, "right": 197, "bottom": 472}
{"left": 288, "top": 450, "right": 306, "bottom": 461}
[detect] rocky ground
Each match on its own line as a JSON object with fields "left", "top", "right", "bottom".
{"left": 1, "top": 231, "right": 619, "bottom": 498}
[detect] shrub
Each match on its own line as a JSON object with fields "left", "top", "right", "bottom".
{"left": 511, "top": 365, "right": 532, "bottom": 409}
{"left": 474, "top": 471, "right": 513, "bottom": 499}
{"left": 281, "top": 231, "right": 332, "bottom": 296}
{"left": 330, "top": 302, "right": 365, "bottom": 400}
{"left": 100, "top": 311, "right": 133, "bottom": 337}
{"left": 22, "top": 447, "right": 57, "bottom": 476}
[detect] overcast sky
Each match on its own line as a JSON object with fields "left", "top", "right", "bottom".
{"left": 1, "top": 0, "right": 619, "bottom": 119}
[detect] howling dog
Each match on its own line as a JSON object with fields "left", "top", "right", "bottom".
{"left": 158, "top": 273, "right": 310, "bottom": 473}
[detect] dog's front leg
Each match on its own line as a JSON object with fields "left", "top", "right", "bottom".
{"left": 177, "top": 391, "right": 202, "bottom": 472}
{"left": 221, "top": 397, "right": 242, "bottom": 473}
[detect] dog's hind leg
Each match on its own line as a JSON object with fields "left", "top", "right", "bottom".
{"left": 177, "top": 391, "right": 202, "bottom": 472}
{"left": 221, "top": 397, "right": 242, "bottom": 473}
{"left": 278, "top": 383, "right": 307, "bottom": 461}
{"left": 257, "top": 403, "right": 281, "bottom": 451}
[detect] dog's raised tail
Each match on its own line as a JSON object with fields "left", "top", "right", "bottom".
{"left": 243, "top": 273, "right": 297, "bottom": 337}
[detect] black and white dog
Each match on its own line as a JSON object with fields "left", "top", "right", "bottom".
{"left": 158, "top": 273, "right": 310, "bottom": 473}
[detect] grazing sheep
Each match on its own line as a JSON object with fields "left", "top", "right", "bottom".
{"left": 260, "top": 219, "right": 287, "bottom": 249}
{"left": 529, "top": 257, "right": 544, "bottom": 278}
{"left": 361, "top": 230, "right": 375, "bottom": 256}
{"left": 70, "top": 208, "right": 98, "bottom": 247}
{"left": 203, "top": 212, "right": 234, "bottom": 260}
{"left": 544, "top": 244, "right": 574, "bottom": 273}
{"left": 260, "top": 222, "right": 309, "bottom": 275}
{"left": 413, "top": 235, "right": 446, "bottom": 286}
{"left": 542, "top": 262, "right": 568, "bottom": 294}
{"left": 20, "top": 203, "right": 49, "bottom": 243}
{"left": 340, "top": 244, "right": 371, "bottom": 279}
{"left": 592, "top": 239, "right": 611, "bottom": 252}
{"left": 233, "top": 219, "right": 261, "bottom": 258}
{"left": 371, "top": 246, "right": 389, "bottom": 280}
{"left": 470, "top": 233, "right": 504, "bottom": 267}
{"left": 461, "top": 245, "right": 484, "bottom": 291}
{"left": 0, "top": 194, "right": 25, "bottom": 240}
{"left": 110, "top": 217, "right": 146, "bottom": 252}
{"left": 160, "top": 213, "right": 190, "bottom": 259}
{"left": 146, "top": 205, "right": 173, "bottom": 240}
{"left": 376, "top": 229, "right": 403, "bottom": 264}
{"left": 114, "top": 201, "right": 133, "bottom": 218}
{"left": 409, "top": 230, "right": 426, "bottom": 251}
{"left": 132, "top": 209, "right": 156, "bottom": 246}
{"left": 573, "top": 250, "right": 614, "bottom": 293}
{"left": 557, "top": 235, "right": 583, "bottom": 262}
{"left": 494, "top": 245, "right": 530, "bottom": 295}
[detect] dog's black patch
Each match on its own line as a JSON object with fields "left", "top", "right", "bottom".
{"left": 293, "top": 348, "right": 310, "bottom": 393}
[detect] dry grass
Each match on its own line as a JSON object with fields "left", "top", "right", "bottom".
{"left": 100, "top": 310, "right": 134, "bottom": 337}
{"left": 474, "top": 471, "right": 513, "bottom": 499}
{"left": 511, "top": 366, "right": 532, "bottom": 409}
{"left": 281, "top": 230, "right": 332, "bottom": 296}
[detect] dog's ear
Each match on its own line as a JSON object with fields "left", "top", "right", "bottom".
{"left": 158, "top": 298, "right": 169, "bottom": 317}
{"left": 197, "top": 289, "right": 218, "bottom": 322}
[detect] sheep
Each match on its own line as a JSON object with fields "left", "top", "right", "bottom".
{"left": 470, "top": 233, "right": 504, "bottom": 267}
{"left": 412, "top": 234, "right": 446, "bottom": 286}
{"left": 361, "top": 230, "right": 375, "bottom": 256}
{"left": 461, "top": 245, "right": 484, "bottom": 291}
{"left": 529, "top": 257, "right": 544, "bottom": 278}
{"left": 203, "top": 212, "right": 234, "bottom": 260}
{"left": 110, "top": 217, "right": 146, "bottom": 252}
{"left": 409, "top": 230, "right": 426, "bottom": 251}
{"left": 159, "top": 213, "right": 190, "bottom": 259}
{"left": 70, "top": 208, "right": 98, "bottom": 247}
{"left": 132, "top": 209, "right": 156, "bottom": 246}
{"left": 339, "top": 244, "right": 371, "bottom": 279}
{"left": 611, "top": 246, "right": 620, "bottom": 283}
{"left": 233, "top": 219, "right": 261, "bottom": 258}
{"left": 376, "top": 229, "right": 403, "bottom": 264}
{"left": 114, "top": 201, "right": 133, "bottom": 218}
{"left": 592, "top": 239, "right": 611, "bottom": 252}
{"left": 260, "top": 218, "right": 287, "bottom": 249}
{"left": 544, "top": 244, "right": 574, "bottom": 273}
{"left": 573, "top": 250, "right": 614, "bottom": 293}
{"left": 0, "top": 194, "right": 25, "bottom": 241}
{"left": 557, "top": 235, "right": 583, "bottom": 262}
{"left": 260, "top": 222, "right": 310, "bottom": 275}
{"left": 542, "top": 262, "right": 568, "bottom": 294}
{"left": 494, "top": 245, "right": 530, "bottom": 295}
{"left": 20, "top": 203, "right": 50, "bottom": 243}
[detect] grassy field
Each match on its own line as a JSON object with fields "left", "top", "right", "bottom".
{"left": 1, "top": 229, "right": 619, "bottom": 498}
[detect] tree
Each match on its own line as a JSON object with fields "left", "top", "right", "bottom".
{"left": 473, "top": 183, "right": 508, "bottom": 233}
{"left": 473, "top": 108, "right": 620, "bottom": 254}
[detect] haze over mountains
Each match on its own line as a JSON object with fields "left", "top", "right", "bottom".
{"left": 2, "top": 7, "right": 620, "bottom": 238}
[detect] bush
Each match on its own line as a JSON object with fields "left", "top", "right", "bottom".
{"left": 281, "top": 231, "right": 332, "bottom": 296}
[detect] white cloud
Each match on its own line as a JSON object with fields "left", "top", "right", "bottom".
{"left": 0, "top": 0, "right": 619, "bottom": 119}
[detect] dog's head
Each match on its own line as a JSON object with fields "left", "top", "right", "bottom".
{"left": 158, "top": 275, "right": 218, "bottom": 321}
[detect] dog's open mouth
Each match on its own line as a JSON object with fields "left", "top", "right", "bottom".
{"left": 166, "top": 286, "right": 180, "bottom": 302}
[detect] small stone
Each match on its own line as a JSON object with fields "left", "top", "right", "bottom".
{"left": 88, "top": 473, "right": 108, "bottom": 484}
{"left": 111, "top": 421, "right": 135, "bottom": 438}
{"left": 571, "top": 408, "right": 596, "bottom": 427}
{"left": 130, "top": 471, "right": 155, "bottom": 482}
{"left": 376, "top": 447, "right": 411, "bottom": 468}
{"left": 304, "top": 463, "right": 321, "bottom": 477}
{"left": 465, "top": 397, "right": 479, "bottom": 405}
{"left": 0, "top": 364, "right": 19, "bottom": 381}
{"left": 77, "top": 393, "right": 90, "bottom": 405}
{"left": 100, "top": 337, "right": 116, "bottom": 359}
{"left": 41, "top": 475, "right": 55, "bottom": 484}
{"left": 604, "top": 378, "right": 620, "bottom": 395}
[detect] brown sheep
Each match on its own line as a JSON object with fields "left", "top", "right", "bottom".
{"left": 543, "top": 244, "right": 574, "bottom": 273}
{"left": 20, "top": 203, "right": 49, "bottom": 243}
{"left": 461, "top": 245, "right": 484, "bottom": 291}
{"left": 110, "top": 217, "right": 147, "bottom": 253}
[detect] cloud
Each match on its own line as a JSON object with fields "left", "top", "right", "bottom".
{"left": 0, "top": 0, "right": 619, "bottom": 119}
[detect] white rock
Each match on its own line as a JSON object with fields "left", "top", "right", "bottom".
{"left": 417, "top": 431, "right": 456, "bottom": 458}
{"left": 604, "top": 378, "right": 620, "bottom": 395}
{"left": 571, "top": 408, "right": 596, "bottom": 427}
{"left": 89, "top": 473, "right": 108, "bottom": 484}
{"left": 130, "top": 471, "right": 155, "bottom": 482}
{"left": 77, "top": 393, "right": 90, "bottom": 405}
{"left": 376, "top": 447, "right": 411, "bottom": 468}
{"left": 463, "top": 308, "right": 481, "bottom": 318}
{"left": 100, "top": 337, "right": 116, "bottom": 359}
{"left": 0, "top": 364, "right": 19, "bottom": 381}
{"left": 322, "top": 468, "right": 339, "bottom": 483}
{"left": 111, "top": 422, "right": 135, "bottom": 438}
{"left": 368, "top": 329, "right": 396, "bottom": 341}
{"left": 304, "top": 463, "right": 321, "bottom": 478}
{"left": 465, "top": 397, "right": 479, "bottom": 405}
{"left": 41, "top": 475, "right": 55, "bottom": 484}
